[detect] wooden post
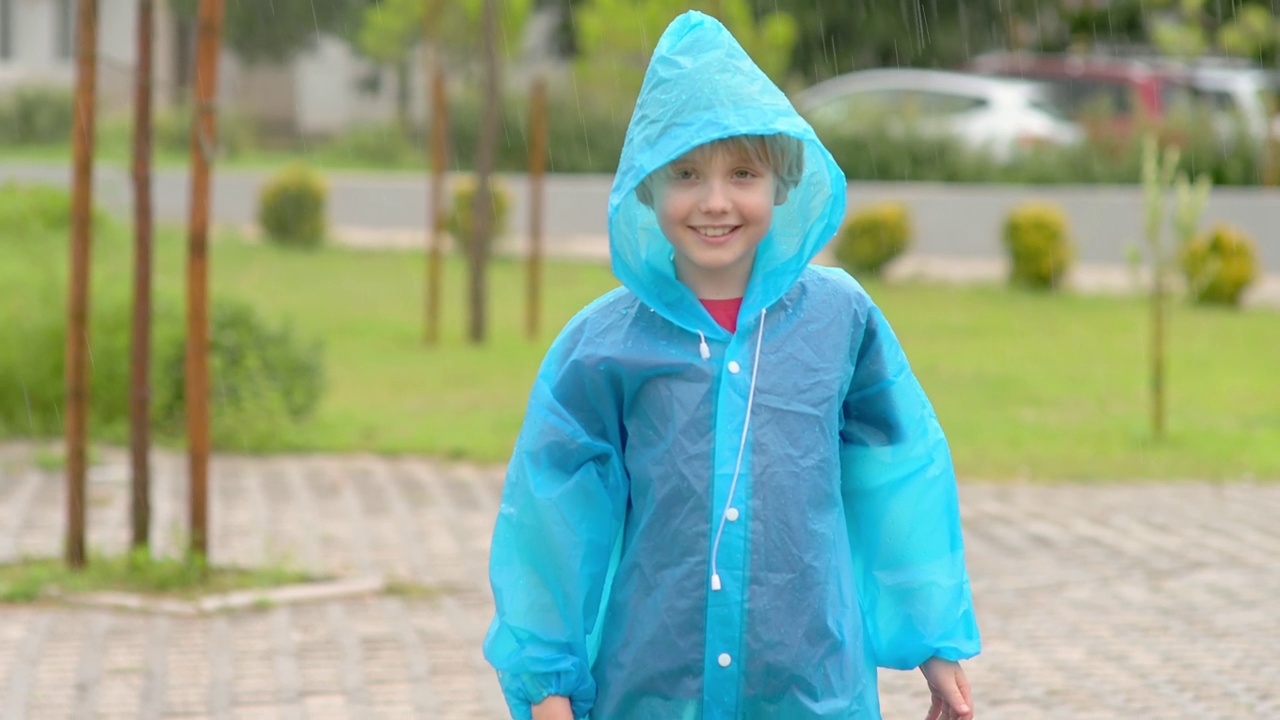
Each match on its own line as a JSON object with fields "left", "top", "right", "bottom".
{"left": 467, "top": 0, "right": 500, "bottom": 344}
{"left": 65, "top": 0, "right": 101, "bottom": 570}
{"left": 130, "top": 0, "right": 155, "bottom": 553}
{"left": 186, "top": 0, "right": 224, "bottom": 560}
{"left": 424, "top": 0, "right": 448, "bottom": 345}
{"left": 526, "top": 75, "right": 546, "bottom": 340}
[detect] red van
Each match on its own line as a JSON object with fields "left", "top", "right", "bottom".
{"left": 962, "top": 52, "right": 1197, "bottom": 135}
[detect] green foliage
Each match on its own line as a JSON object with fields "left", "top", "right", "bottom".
{"left": 317, "top": 123, "right": 420, "bottom": 167}
{"left": 1002, "top": 202, "right": 1074, "bottom": 290}
{"left": 1217, "top": 5, "right": 1279, "bottom": 62}
{"left": 447, "top": 90, "right": 626, "bottom": 174}
{"left": 90, "top": 104, "right": 257, "bottom": 160}
{"left": 0, "top": 86, "right": 75, "bottom": 145}
{"left": 356, "top": 0, "right": 532, "bottom": 64}
{"left": 448, "top": 176, "right": 511, "bottom": 254}
{"left": 1181, "top": 224, "right": 1260, "bottom": 306}
{"left": 258, "top": 165, "right": 328, "bottom": 249}
{"left": 154, "top": 301, "right": 325, "bottom": 452}
{"left": 171, "top": 0, "right": 367, "bottom": 64}
{"left": 573, "top": 0, "right": 798, "bottom": 115}
{"left": 833, "top": 202, "right": 912, "bottom": 277}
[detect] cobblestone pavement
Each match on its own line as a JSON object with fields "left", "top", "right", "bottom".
{"left": 1, "top": 442, "right": 1277, "bottom": 719}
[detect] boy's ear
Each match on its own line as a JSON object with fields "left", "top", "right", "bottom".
{"left": 774, "top": 184, "right": 789, "bottom": 205}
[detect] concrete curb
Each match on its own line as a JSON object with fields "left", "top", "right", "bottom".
{"left": 59, "top": 574, "right": 386, "bottom": 616}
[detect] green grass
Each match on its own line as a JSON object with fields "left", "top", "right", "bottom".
{"left": 0, "top": 550, "right": 315, "bottom": 603}
{"left": 0, "top": 141, "right": 430, "bottom": 173}
{"left": 2, "top": 200, "right": 1277, "bottom": 480}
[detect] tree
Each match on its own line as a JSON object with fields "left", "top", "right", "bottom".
{"left": 355, "top": 0, "right": 531, "bottom": 132}
{"left": 171, "top": 0, "right": 368, "bottom": 64}
{"left": 66, "top": 0, "right": 101, "bottom": 570}
{"left": 130, "top": 0, "right": 156, "bottom": 554}
{"left": 572, "top": 0, "right": 797, "bottom": 115}
{"left": 469, "top": 0, "right": 502, "bottom": 344}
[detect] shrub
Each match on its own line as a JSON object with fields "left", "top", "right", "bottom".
{"left": 1180, "top": 224, "right": 1260, "bottom": 306}
{"left": 152, "top": 103, "right": 257, "bottom": 158}
{"left": 447, "top": 175, "right": 511, "bottom": 254}
{"left": 833, "top": 202, "right": 912, "bottom": 277}
{"left": 1002, "top": 202, "right": 1073, "bottom": 289}
{"left": 258, "top": 164, "right": 327, "bottom": 249}
{"left": 316, "top": 122, "right": 420, "bottom": 168}
{"left": 0, "top": 86, "right": 75, "bottom": 145}
{"left": 0, "top": 182, "right": 112, "bottom": 242}
{"left": 154, "top": 300, "right": 325, "bottom": 450}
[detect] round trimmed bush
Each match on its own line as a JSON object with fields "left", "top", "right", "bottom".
{"left": 258, "top": 164, "right": 327, "bottom": 249}
{"left": 447, "top": 176, "right": 511, "bottom": 255}
{"left": 833, "top": 201, "right": 912, "bottom": 277}
{"left": 1003, "top": 202, "right": 1073, "bottom": 289}
{"left": 1180, "top": 224, "right": 1260, "bottom": 306}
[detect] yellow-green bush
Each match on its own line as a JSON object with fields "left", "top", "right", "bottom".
{"left": 1002, "top": 202, "right": 1073, "bottom": 289}
{"left": 1180, "top": 224, "right": 1260, "bottom": 306}
{"left": 833, "top": 202, "right": 912, "bottom": 277}
{"left": 257, "top": 164, "right": 327, "bottom": 249}
{"left": 448, "top": 176, "right": 511, "bottom": 255}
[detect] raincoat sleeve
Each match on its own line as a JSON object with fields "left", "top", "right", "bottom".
{"left": 483, "top": 315, "right": 630, "bottom": 720}
{"left": 839, "top": 298, "right": 980, "bottom": 671}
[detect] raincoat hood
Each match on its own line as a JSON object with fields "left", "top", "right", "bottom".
{"left": 609, "top": 11, "right": 846, "bottom": 332}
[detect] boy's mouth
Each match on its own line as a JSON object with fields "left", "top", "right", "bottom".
{"left": 690, "top": 225, "right": 741, "bottom": 244}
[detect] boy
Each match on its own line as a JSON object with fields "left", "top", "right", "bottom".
{"left": 484, "top": 11, "right": 980, "bottom": 720}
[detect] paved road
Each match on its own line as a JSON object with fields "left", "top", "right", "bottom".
{"left": 1, "top": 442, "right": 1277, "bottom": 718}
{"left": 2, "top": 163, "right": 1277, "bottom": 272}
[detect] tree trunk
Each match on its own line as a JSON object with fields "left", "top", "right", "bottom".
{"left": 527, "top": 75, "right": 546, "bottom": 340}
{"left": 468, "top": 0, "right": 500, "bottom": 344}
{"left": 186, "top": 0, "right": 225, "bottom": 561}
{"left": 65, "top": 0, "right": 101, "bottom": 570}
{"left": 130, "top": 0, "right": 156, "bottom": 553}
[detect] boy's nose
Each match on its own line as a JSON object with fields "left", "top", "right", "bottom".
{"left": 699, "top": 181, "right": 731, "bottom": 213}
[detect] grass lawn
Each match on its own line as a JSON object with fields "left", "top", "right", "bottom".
{"left": 3, "top": 212, "right": 1278, "bottom": 481}
{"left": 0, "top": 142, "right": 428, "bottom": 173}
{"left": 0, "top": 551, "right": 314, "bottom": 603}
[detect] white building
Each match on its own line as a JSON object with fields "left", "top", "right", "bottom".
{"left": 0, "top": 0, "right": 563, "bottom": 138}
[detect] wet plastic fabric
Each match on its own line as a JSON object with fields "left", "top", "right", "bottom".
{"left": 484, "top": 11, "right": 979, "bottom": 720}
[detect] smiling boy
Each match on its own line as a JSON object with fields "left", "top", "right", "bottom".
{"left": 484, "top": 12, "right": 980, "bottom": 720}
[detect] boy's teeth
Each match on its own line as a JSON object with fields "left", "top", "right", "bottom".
{"left": 698, "top": 227, "right": 733, "bottom": 237}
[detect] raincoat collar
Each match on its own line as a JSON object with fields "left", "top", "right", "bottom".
{"left": 607, "top": 11, "right": 847, "bottom": 337}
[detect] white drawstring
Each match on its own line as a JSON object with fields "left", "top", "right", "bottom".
{"left": 710, "top": 308, "right": 766, "bottom": 592}
{"left": 697, "top": 331, "right": 711, "bottom": 360}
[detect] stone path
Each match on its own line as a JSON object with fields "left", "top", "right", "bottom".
{"left": 1, "top": 442, "right": 1278, "bottom": 719}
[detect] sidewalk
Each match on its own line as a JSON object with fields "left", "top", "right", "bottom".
{"left": 1, "top": 442, "right": 1278, "bottom": 718}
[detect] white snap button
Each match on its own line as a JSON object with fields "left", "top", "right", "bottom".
{"left": 727, "top": 361, "right": 741, "bottom": 374}
{"left": 725, "top": 507, "right": 740, "bottom": 522}
{"left": 718, "top": 653, "right": 732, "bottom": 667}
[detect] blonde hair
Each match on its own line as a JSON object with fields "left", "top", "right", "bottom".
{"left": 635, "top": 134, "right": 805, "bottom": 207}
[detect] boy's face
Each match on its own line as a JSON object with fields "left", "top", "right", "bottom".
{"left": 654, "top": 144, "right": 779, "bottom": 300}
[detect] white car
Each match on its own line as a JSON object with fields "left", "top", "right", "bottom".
{"left": 792, "top": 68, "right": 1084, "bottom": 162}
{"left": 1183, "top": 66, "right": 1280, "bottom": 148}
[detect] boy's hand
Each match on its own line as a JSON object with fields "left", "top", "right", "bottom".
{"left": 531, "top": 695, "right": 573, "bottom": 720}
{"left": 920, "top": 657, "right": 974, "bottom": 720}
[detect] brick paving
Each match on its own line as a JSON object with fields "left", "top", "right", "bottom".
{"left": 1, "top": 442, "right": 1278, "bottom": 719}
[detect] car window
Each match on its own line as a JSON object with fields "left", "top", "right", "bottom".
{"left": 804, "top": 89, "right": 903, "bottom": 128}
{"left": 1044, "top": 78, "right": 1135, "bottom": 117}
{"left": 904, "top": 90, "right": 988, "bottom": 116}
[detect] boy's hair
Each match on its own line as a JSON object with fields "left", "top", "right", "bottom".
{"left": 635, "top": 133, "right": 805, "bottom": 207}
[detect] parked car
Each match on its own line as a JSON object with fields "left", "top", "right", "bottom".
{"left": 1178, "top": 65, "right": 1280, "bottom": 147}
{"left": 962, "top": 51, "right": 1200, "bottom": 136}
{"left": 791, "top": 68, "right": 1083, "bottom": 162}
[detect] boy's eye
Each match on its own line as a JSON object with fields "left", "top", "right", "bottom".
{"left": 672, "top": 168, "right": 695, "bottom": 180}
{"left": 733, "top": 168, "right": 758, "bottom": 179}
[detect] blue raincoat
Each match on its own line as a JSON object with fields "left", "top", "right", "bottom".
{"left": 484, "top": 12, "right": 979, "bottom": 719}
